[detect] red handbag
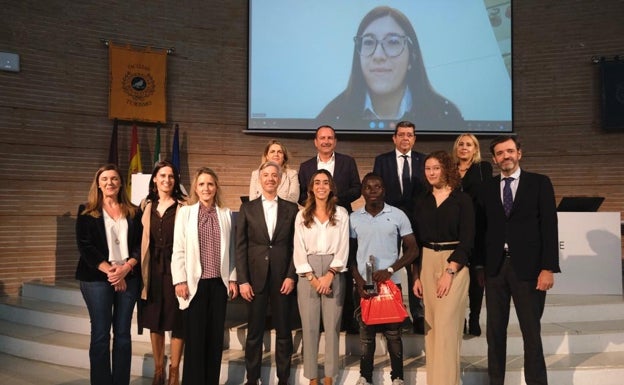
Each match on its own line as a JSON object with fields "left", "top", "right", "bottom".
{"left": 360, "top": 280, "right": 408, "bottom": 325}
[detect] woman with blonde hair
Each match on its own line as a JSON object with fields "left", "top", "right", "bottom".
{"left": 294, "top": 169, "right": 349, "bottom": 385}
{"left": 452, "top": 133, "right": 493, "bottom": 336}
{"left": 249, "top": 139, "right": 299, "bottom": 203}
{"left": 76, "top": 163, "right": 142, "bottom": 385}
{"left": 171, "top": 167, "right": 238, "bottom": 385}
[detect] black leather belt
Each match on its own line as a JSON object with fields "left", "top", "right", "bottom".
{"left": 422, "top": 242, "right": 458, "bottom": 251}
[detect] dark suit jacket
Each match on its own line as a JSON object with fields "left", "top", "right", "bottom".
{"left": 298, "top": 152, "right": 361, "bottom": 212}
{"left": 476, "top": 170, "right": 560, "bottom": 280}
{"left": 75, "top": 205, "right": 142, "bottom": 282}
{"left": 235, "top": 197, "right": 298, "bottom": 293}
{"left": 373, "top": 149, "right": 426, "bottom": 224}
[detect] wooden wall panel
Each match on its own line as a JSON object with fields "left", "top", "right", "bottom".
{"left": 0, "top": 0, "right": 622, "bottom": 295}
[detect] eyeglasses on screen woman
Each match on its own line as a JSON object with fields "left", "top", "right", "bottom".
{"left": 354, "top": 33, "right": 412, "bottom": 58}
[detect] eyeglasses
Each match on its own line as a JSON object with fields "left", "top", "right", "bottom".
{"left": 354, "top": 33, "right": 412, "bottom": 58}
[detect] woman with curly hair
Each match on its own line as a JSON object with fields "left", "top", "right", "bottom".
{"left": 412, "top": 150, "right": 475, "bottom": 385}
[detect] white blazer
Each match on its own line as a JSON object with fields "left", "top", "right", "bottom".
{"left": 171, "top": 203, "right": 237, "bottom": 310}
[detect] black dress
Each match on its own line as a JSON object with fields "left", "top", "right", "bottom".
{"left": 140, "top": 202, "right": 184, "bottom": 336}
{"left": 461, "top": 161, "right": 493, "bottom": 201}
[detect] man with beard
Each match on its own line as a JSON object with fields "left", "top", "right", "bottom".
{"left": 476, "top": 136, "right": 560, "bottom": 385}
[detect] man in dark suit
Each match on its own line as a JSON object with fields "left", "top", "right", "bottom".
{"left": 298, "top": 125, "right": 361, "bottom": 212}
{"left": 236, "top": 161, "right": 299, "bottom": 385}
{"left": 298, "top": 124, "right": 362, "bottom": 333}
{"left": 476, "top": 136, "right": 560, "bottom": 385}
{"left": 372, "top": 120, "right": 426, "bottom": 334}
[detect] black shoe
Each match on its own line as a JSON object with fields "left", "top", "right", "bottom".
{"left": 468, "top": 317, "right": 481, "bottom": 336}
{"left": 413, "top": 317, "right": 425, "bottom": 334}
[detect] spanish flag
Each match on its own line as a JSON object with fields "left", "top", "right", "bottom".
{"left": 126, "top": 124, "right": 142, "bottom": 196}
{"left": 109, "top": 42, "right": 167, "bottom": 123}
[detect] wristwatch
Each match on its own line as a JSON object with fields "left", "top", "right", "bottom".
{"left": 387, "top": 267, "right": 395, "bottom": 274}
{"left": 445, "top": 267, "right": 457, "bottom": 276}
{"left": 306, "top": 273, "right": 315, "bottom": 281}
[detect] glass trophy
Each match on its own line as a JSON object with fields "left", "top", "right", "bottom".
{"left": 364, "top": 255, "right": 378, "bottom": 295}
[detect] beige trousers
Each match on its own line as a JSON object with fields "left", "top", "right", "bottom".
{"left": 421, "top": 247, "right": 469, "bottom": 385}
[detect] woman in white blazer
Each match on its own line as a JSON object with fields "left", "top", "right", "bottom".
{"left": 171, "top": 167, "right": 238, "bottom": 385}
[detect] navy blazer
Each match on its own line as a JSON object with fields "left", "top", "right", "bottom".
{"left": 476, "top": 170, "right": 560, "bottom": 280}
{"left": 235, "top": 197, "right": 298, "bottom": 293}
{"left": 75, "top": 205, "right": 142, "bottom": 282}
{"left": 373, "top": 149, "right": 426, "bottom": 224}
{"left": 298, "top": 152, "right": 361, "bottom": 212}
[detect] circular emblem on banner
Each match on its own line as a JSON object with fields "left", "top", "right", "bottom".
{"left": 122, "top": 72, "right": 155, "bottom": 100}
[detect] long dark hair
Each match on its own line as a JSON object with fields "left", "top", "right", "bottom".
{"left": 145, "top": 160, "right": 187, "bottom": 202}
{"left": 302, "top": 169, "right": 339, "bottom": 227}
{"left": 318, "top": 6, "right": 462, "bottom": 126}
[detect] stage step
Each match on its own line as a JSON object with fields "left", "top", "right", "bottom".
{"left": 0, "top": 280, "right": 623, "bottom": 384}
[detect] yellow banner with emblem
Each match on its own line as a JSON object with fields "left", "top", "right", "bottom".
{"left": 109, "top": 43, "right": 167, "bottom": 123}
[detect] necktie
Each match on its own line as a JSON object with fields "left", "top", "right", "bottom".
{"left": 401, "top": 155, "right": 411, "bottom": 196}
{"left": 503, "top": 177, "right": 514, "bottom": 217}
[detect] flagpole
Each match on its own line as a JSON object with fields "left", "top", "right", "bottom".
{"left": 107, "top": 118, "right": 119, "bottom": 165}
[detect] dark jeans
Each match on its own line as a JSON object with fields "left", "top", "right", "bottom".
{"left": 80, "top": 277, "right": 139, "bottom": 385}
{"left": 356, "top": 283, "right": 404, "bottom": 382}
{"left": 359, "top": 320, "right": 404, "bottom": 382}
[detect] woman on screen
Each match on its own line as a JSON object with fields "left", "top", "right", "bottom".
{"left": 317, "top": 6, "right": 464, "bottom": 131}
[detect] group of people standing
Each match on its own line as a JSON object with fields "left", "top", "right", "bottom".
{"left": 75, "top": 121, "right": 559, "bottom": 385}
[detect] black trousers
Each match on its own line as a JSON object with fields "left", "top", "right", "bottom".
{"left": 183, "top": 278, "right": 227, "bottom": 385}
{"left": 244, "top": 275, "right": 294, "bottom": 383}
{"left": 468, "top": 266, "right": 485, "bottom": 318}
{"left": 486, "top": 258, "right": 548, "bottom": 385}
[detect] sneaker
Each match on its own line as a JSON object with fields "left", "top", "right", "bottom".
{"left": 355, "top": 377, "right": 372, "bottom": 385}
{"left": 391, "top": 380, "right": 404, "bottom": 385}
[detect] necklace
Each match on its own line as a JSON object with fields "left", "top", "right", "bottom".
{"left": 105, "top": 208, "right": 122, "bottom": 245}
{"left": 111, "top": 216, "right": 121, "bottom": 245}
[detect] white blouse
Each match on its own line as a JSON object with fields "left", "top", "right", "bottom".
{"left": 103, "top": 210, "right": 130, "bottom": 263}
{"left": 293, "top": 206, "right": 349, "bottom": 274}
